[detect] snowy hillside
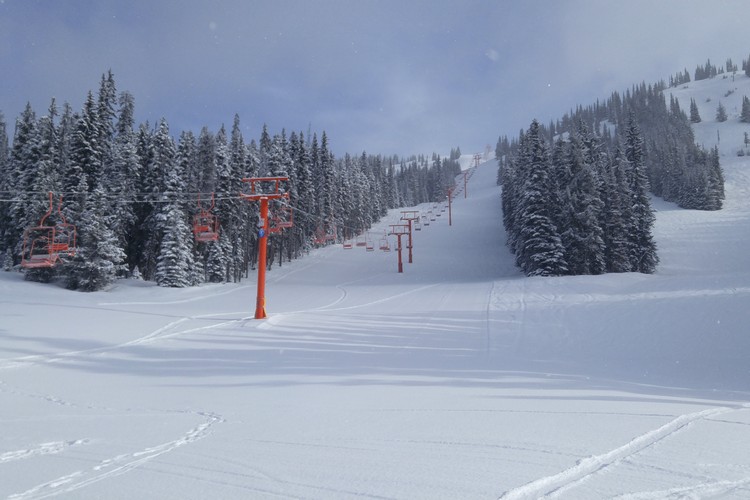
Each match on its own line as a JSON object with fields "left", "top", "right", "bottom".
{"left": 1, "top": 78, "right": 750, "bottom": 499}
{"left": 670, "top": 72, "right": 750, "bottom": 155}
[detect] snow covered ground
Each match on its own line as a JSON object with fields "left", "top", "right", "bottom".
{"left": 2, "top": 77, "right": 750, "bottom": 499}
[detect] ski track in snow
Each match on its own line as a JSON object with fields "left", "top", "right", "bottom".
{"left": 0, "top": 440, "right": 89, "bottom": 464}
{"left": 497, "top": 405, "right": 745, "bottom": 500}
{"left": 612, "top": 476, "right": 750, "bottom": 499}
{"left": 1, "top": 315, "right": 234, "bottom": 498}
{"left": 7, "top": 411, "right": 224, "bottom": 500}
{"left": 0, "top": 312, "right": 253, "bottom": 370}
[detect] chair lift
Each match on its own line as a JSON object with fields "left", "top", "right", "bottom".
{"left": 379, "top": 233, "right": 391, "bottom": 252}
{"left": 365, "top": 234, "right": 375, "bottom": 252}
{"left": 355, "top": 234, "right": 367, "bottom": 247}
{"left": 414, "top": 219, "right": 422, "bottom": 231}
{"left": 269, "top": 203, "right": 293, "bottom": 233}
{"left": 21, "top": 192, "right": 77, "bottom": 269}
{"left": 314, "top": 221, "right": 337, "bottom": 246}
{"left": 193, "top": 193, "right": 220, "bottom": 242}
{"left": 343, "top": 239, "right": 353, "bottom": 249}
{"left": 325, "top": 225, "right": 337, "bottom": 242}
{"left": 313, "top": 225, "right": 327, "bottom": 245}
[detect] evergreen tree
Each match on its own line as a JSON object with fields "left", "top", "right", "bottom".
{"left": 8, "top": 104, "right": 40, "bottom": 262}
{"left": 320, "top": 132, "right": 336, "bottom": 222}
{"left": 601, "top": 144, "right": 632, "bottom": 273}
{"left": 205, "top": 126, "right": 232, "bottom": 281}
{"left": 716, "top": 102, "right": 728, "bottom": 122}
{"left": 0, "top": 112, "right": 10, "bottom": 259}
{"left": 624, "top": 115, "right": 658, "bottom": 273}
{"left": 689, "top": 98, "right": 701, "bottom": 123}
{"left": 140, "top": 119, "right": 176, "bottom": 281}
{"left": 176, "top": 130, "right": 204, "bottom": 284}
{"left": 291, "top": 131, "right": 315, "bottom": 246}
{"left": 65, "top": 185, "right": 126, "bottom": 291}
{"left": 741, "top": 96, "right": 750, "bottom": 123}
{"left": 514, "top": 120, "right": 567, "bottom": 276}
{"left": 151, "top": 120, "right": 195, "bottom": 288}
{"left": 561, "top": 123, "right": 606, "bottom": 275}
{"left": 111, "top": 93, "right": 140, "bottom": 274}
{"left": 71, "top": 91, "right": 101, "bottom": 192}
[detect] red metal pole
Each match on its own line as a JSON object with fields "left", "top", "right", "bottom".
{"left": 397, "top": 234, "right": 403, "bottom": 273}
{"left": 255, "top": 197, "right": 269, "bottom": 319}
{"left": 407, "top": 219, "right": 413, "bottom": 264}
{"left": 448, "top": 187, "right": 453, "bottom": 226}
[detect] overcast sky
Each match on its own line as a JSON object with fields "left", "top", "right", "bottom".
{"left": 1, "top": 0, "right": 747, "bottom": 157}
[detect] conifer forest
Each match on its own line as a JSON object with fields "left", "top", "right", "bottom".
{"left": 0, "top": 72, "right": 461, "bottom": 290}
{"left": 3, "top": 57, "right": 744, "bottom": 287}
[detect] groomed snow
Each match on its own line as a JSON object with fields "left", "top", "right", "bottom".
{"left": 2, "top": 76, "right": 750, "bottom": 499}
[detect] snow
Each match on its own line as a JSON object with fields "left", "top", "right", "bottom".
{"left": 2, "top": 76, "right": 750, "bottom": 499}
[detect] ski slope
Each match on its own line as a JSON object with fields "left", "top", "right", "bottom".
{"left": 2, "top": 85, "right": 750, "bottom": 499}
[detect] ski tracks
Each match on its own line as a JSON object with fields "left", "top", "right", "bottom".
{"left": 498, "top": 405, "right": 741, "bottom": 500}
{"left": 7, "top": 411, "right": 224, "bottom": 500}
{"left": 1, "top": 315, "right": 235, "bottom": 499}
{"left": 0, "top": 440, "right": 89, "bottom": 464}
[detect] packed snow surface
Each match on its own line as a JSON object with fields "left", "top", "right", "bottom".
{"left": 2, "top": 76, "right": 750, "bottom": 499}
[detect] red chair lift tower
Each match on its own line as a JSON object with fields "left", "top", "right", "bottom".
{"left": 240, "top": 176, "right": 292, "bottom": 319}
{"left": 388, "top": 224, "right": 410, "bottom": 273}
{"left": 21, "top": 192, "right": 77, "bottom": 269}
{"left": 193, "top": 192, "right": 220, "bottom": 242}
{"left": 400, "top": 210, "right": 420, "bottom": 264}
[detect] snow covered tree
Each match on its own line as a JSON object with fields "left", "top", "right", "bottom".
{"left": 140, "top": 119, "right": 178, "bottom": 281}
{"left": 151, "top": 121, "right": 195, "bottom": 288}
{"left": 155, "top": 203, "right": 194, "bottom": 288}
{"left": 715, "top": 102, "right": 728, "bottom": 122}
{"left": 65, "top": 185, "right": 126, "bottom": 291}
{"left": 689, "top": 98, "right": 701, "bottom": 123}
{"left": 741, "top": 96, "right": 750, "bottom": 123}
{"left": 559, "top": 123, "right": 606, "bottom": 275}
{"left": 624, "top": 115, "right": 658, "bottom": 273}
{"left": 514, "top": 120, "right": 567, "bottom": 276}
{"left": 0, "top": 112, "right": 10, "bottom": 259}
{"left": 601, "top": 144, "right": 632, "bottom": 273}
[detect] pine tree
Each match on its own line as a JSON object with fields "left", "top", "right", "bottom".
{"left": 624, "top": 115, "right": 658, "bottom": 273}
{"left": 601, "top": 145, "right": 631, "bottom": 273}
{"left": 141, "top": 119, "right": 177, "bottom": 281}
{"left": 561, "top": 123, "right": 606, "bottom": 275}
{"left": 320, "top": 132, "right": 336, "bottom": 222}
{"left": 515, "top": 120, "right": 567, "bottom": 276}
{"left": 65, "top": 185, "right": 126, "bottom": 291}
{"left": 8, "top": 104, "right": 39, "bottom": 262}
{"left": 689, "top": 98, "right": 701, "bottom": 123}
{"left": 0, "top": 112, "right": 10, "bottom": 259}
{"left": 291, "top": 131, "right": 315, "bottom": 246}
{"left": 207, "top": 126, "right": 233, "bottom": 281}
{"left": 716, "top": 102, "right": 728, "bottom": 122}
{"left": 72, "top": 91, "right": 102, "bottom": 192}
{"left": 741, "top": 96, "right": 750, "bottom": 123}
{"left": 152, "top": 120, "right": 194, "bottom": 288}
{"left": 155, "top": 202, "right": 193, "bottom": 287}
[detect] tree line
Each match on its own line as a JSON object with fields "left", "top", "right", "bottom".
{"left": 0, "top": 71, "right": 460, "bottom": 290}
{"left": 496, "top": 63, "right": 732, "bottom": 276}
{"left": 500, "top": 116, "right": 658, "bottom": 277}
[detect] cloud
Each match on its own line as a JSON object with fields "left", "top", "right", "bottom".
{"left": 1, "top": 0, "right": 748, "bottom": 159}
